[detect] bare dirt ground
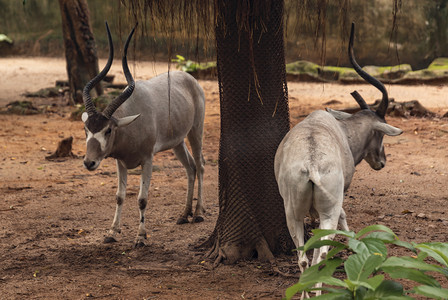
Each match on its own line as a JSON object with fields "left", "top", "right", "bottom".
{"left": 1, "top": 57, "right": 448, "bottom": 299}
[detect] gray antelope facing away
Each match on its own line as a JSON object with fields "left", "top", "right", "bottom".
{"left": 274, "top": 23, "right": 402, "bottom": 297}
{"left": 81, "top": 23, "right": 206, "bottom": 248}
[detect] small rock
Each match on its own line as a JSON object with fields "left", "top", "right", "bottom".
{"left": 416, "top": 213, "right": 427, "bottom": 219}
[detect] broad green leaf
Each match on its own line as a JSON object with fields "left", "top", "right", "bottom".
{"left": 344, "top": 278, "right": 357, "bottom": 292}
{"left": 382, "top": 256, "right": 445, "bottom": 274}
{"left": 299, "top": 258, "right": 343, "bottom": 285}
{"left": 361, "top": 288, "right": 413, "bottom": 300}
{"left": 349, "top": 280, "right": 375, "bottom": 290}
{"left": 381, "top": 297, "right": 413, "bottom": 300}
{"left": 354, "top": 286, "right": 367, "bottom": 300}
{"left": 327, "top": 243, "right": 349, "bottom": 259}
{"left": 285, "top": 282, "right": 308, "bottom": 300}
{"left": 365, "top": 232, "right": 415, "bottom": 253}
{"left": 304, "top": 229, "right": 355, "bottom": 251}
{"left": 345, "top": 253, "right": 383, "bottom": 282}
{"left": 364, "top": 280, "right": 404, "bottom": 298}
{"left": 317, "top": 276, "right": 348, "bottom": 288}
{"left": 413, "top": 285, "right": 448, "bottom": 299}
{"left": 349, "top": 238, "right": 387, "bottom": 258}
{"left": 391, "top": 240, "right": 416, "bottom": 252}
{"left": 285, "top": 258, "right": 343, "bottom": 299}
{"left": 382, "top": 266, "right": 440, "bottom": 287}
{"left": 302, "top": 239, "right": 346, "bottom": 252}
{"left": 366, "top": 274, "right": 385, "bottom": 290}
{"left": 417, "top": 250, "right": 429, "bottom": 261}
{"left": 364, "top": 231, "right": 396, "bottom": 243}
{"left": 415, "top": 242, "right": 448, "bottom": 267}
{"left": 355, "top": 224, "right": 397, "bottom": 239}
{"left": 313, "top": 289, "right": 352, "bottom": 300}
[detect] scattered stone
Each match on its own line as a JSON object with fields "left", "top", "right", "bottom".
{"left": 416, "top": 213, "right": 427, "bottom": 219}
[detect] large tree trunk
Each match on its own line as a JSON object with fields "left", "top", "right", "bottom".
{"left": 58, "top": 0, "right": 102, "bottom": 104}
{"left": 435, "top": 0, "right": 448, "bottom": 57}
{"left": 205, "top": 0, "right": 293, "bottom": 264}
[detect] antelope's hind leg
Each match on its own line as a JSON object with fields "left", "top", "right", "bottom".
{"left": 173, "top": 142, "right": 198, "bottom": 224}
{"left": 187, "top": 127, "right": 205, "bottom": 223}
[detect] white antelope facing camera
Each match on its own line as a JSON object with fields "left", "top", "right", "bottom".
{"left": 81, "top": 22, "right": 206, "bottom": 247}
{"left": 274, "top": 23, "right": 402, "bottom": 295}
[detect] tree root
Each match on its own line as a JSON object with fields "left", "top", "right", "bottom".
{"left": 270, "top": 260, "right": 300, "bottom": 279}
{"left": 201, "top": 235, "right": 301, "bottom": 279}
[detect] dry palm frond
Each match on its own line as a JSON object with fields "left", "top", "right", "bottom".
{"left": 119, "top": 0, "right": 401, "bottom": 65}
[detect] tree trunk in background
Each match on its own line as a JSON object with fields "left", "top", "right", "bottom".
{"left": 435, "top": 0, "right": 448, "bottom": 57}
{"left": 58, "top": 0, "right": 102, "bottom": 104}
{"left": 205, "top": 0, "right": 293, "bottom": 264}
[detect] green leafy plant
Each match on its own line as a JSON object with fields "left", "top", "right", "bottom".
{"left": 171, "top": 55, "right": 215, "bottom": 73}
{"left": 285, "top": 224, "right": 448, "bottom": 299}
{"left": 0, "top": 33, "right": 13, "bottom": 44}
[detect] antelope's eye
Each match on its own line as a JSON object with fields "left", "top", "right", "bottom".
{"left": 105, "top": 128, "right": 112, "bottom": 135}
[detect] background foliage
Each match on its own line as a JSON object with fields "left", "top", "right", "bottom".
{"left": 1, "top": 0, "right": 447, "bottom": 69}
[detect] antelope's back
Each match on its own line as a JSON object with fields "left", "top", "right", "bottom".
{"left": 275, "top": 110, "right": 353, "bottom": 185}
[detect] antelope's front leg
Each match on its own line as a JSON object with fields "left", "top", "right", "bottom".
{"left": 134, "top": 159, "right": 153, "bottom": 248}
{"left": 104, "top": 160, "right": 127, "bottom": 243}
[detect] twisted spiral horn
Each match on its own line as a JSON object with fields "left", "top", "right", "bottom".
{"left": 349, "top": 22, "right": 389, "bottom": 118}
{"left": 102, "top": 24, "right": 137, "bottom": 119}
{"left": 83, "top": 21, "right": 114, "bottom": 116}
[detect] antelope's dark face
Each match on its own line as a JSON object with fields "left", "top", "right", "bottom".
{"left": 363, "top": 115, "right": 402, "bottom": 171}
{"left": 364, "top": 130, "right": 387, "bottom": 170}
{"left": 81, "top": 112, "right": 140, "bottom": 171}
{"left": 82, "top": 113, "right": 117, "bottom": 170}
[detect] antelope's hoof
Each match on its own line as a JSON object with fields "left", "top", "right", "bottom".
{"left": 192, "top": 215, "right": 204, "bottom": 223}
{"left": 176, "top": 216, "right": 189, "bottom": 224}
{"left": 103, "top": 236, "right": 118, "bottom": 244}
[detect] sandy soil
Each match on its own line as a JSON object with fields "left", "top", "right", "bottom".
{"left": 1, "top": 57, "right": 448, "bottom": 299}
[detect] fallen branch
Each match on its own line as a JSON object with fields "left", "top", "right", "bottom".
{"left": 336, "top": 99, "right": 438, "bottom": 118}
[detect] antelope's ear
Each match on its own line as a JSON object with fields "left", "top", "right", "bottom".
{"left": 81, "top": 112, "right": 89, "bottom": 123}
{"left": 326, "top": 108, "right": 352, "bottom": 120}
{"left": 374, "top": 122, "right": 403, "bottom": 136}
{"left": 117, "top": 114, "right": 140, "bottom": 127}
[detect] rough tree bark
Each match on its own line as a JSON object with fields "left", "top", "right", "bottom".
{"left": 204, "top": 0, "right": 293, "bottom": 264}
{"left": 58, "top": 0, "right": 102, "bottom": 104}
